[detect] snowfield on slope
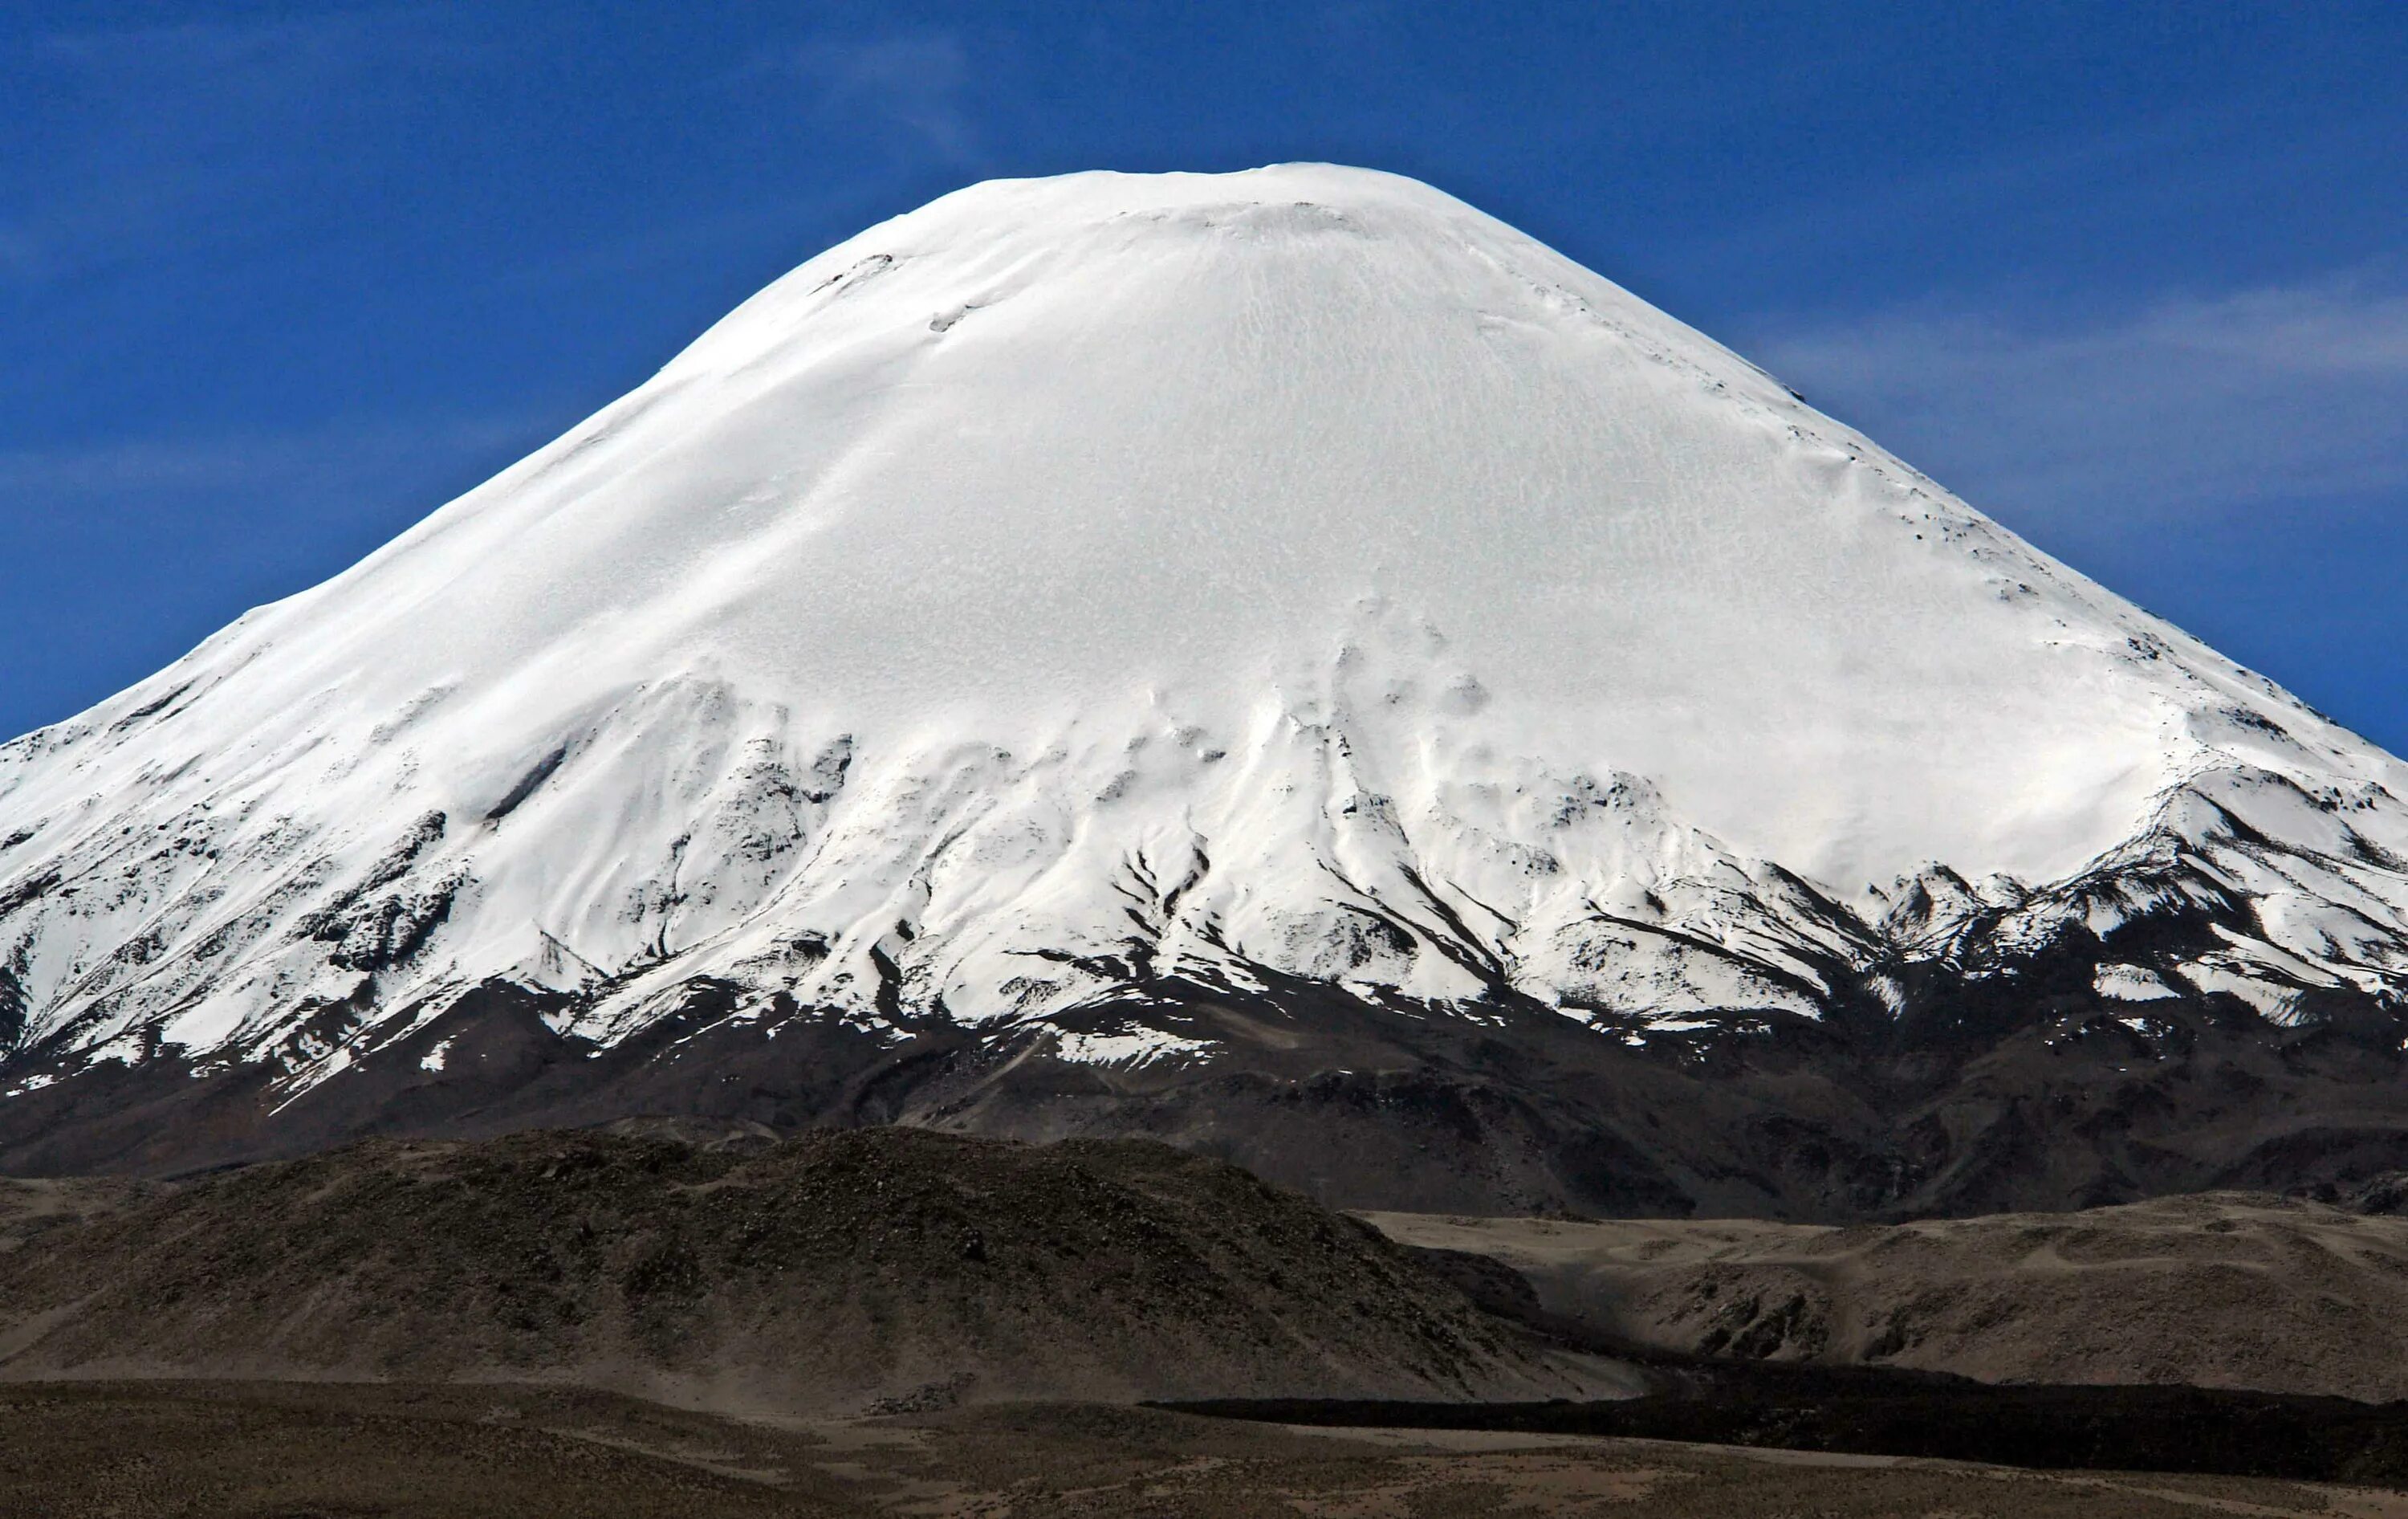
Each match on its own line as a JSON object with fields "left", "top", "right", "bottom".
{"left": 2, "top": 163, "right": 2406, "bottom": 1103}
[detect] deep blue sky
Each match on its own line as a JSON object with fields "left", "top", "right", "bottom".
{"left": 4, "top": 2, "right": 2405, "bottom": 750}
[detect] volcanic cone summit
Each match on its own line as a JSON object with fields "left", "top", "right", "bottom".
{"left": 3, "top": 166, "right": 2405, "bottom": 1206}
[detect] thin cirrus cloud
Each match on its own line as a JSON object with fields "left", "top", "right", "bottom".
{"left": 0, "top": 415, "right": 531, "bottom": 506}
{"left": 1752, "top": 274, "right": 2408, "bottom": 533}
{"left": 791, "top": 31, "right": 986, "bottom": 166}
{"left": 0, "top": 412, "right": 542, "bottom": 740}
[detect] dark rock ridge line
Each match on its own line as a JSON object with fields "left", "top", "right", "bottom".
{"left": 1, "top": 939, "right": 2406, "bottom": 1224}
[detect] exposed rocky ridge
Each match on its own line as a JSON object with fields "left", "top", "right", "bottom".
{"left": 0, "top": 1127, "right": 1605, "bottom": 1413}
{"left": 6, "top": 955, "right": 2408, "bottom": 1224}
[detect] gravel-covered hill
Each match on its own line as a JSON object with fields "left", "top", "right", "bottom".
{"left": 0, "top": 1126, "right": 1616, "bottom": 1413}
{"left": 1371, "top": 1191, "right": 2408, "bottom": 1400}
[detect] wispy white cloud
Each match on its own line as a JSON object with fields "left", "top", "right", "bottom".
{"left": 791, "top": 31, "right": 984, "bottom": 164}
{"left": 0, "top": 416, "right": 534, "bottom": 507}
{"left": 2134, "top": 283, "right": 2408, "bottom": 374}
{"left": 1754, "top": 274, "right": 2408, "bottom": 529}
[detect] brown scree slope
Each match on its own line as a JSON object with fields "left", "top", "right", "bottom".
{"left": 1369, "top": 1191, "right": 2408, "bottom": 1400}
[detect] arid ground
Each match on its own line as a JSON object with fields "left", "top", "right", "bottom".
{"left": 15, "top": 1130, "right": 2408, "bottom": 1514}
{"left": 11, "top": 1380, "right": 2408, "bottom": 1518}
{"left": 1369, "top": 1191, "right": 2408, "bottom": 1399}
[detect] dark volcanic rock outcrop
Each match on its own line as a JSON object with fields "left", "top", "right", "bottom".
{"left": 9, "top": 967, "right": 2408, "bottom": 1225}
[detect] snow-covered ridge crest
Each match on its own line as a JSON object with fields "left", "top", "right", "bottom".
{"left": 2, "top": 162, "right": 2405, "bottom": 1098}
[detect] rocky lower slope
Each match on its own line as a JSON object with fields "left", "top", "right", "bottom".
{"left": 10, "top": 959, "right": 2408, "bottom": 1226}
{"left": 0, "top": 1126, "right": 1614, "bottom": 1413}
{"left": 1370, "top": 1190, "right": 2408, "bottom": 1400}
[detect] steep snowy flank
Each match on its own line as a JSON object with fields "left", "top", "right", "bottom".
{"left": 2, "top": 163, "right": 2405, "bottom": 1111}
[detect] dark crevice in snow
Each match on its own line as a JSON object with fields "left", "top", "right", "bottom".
{"left": 486, "top": 747, "right": 570, "bottom": 824}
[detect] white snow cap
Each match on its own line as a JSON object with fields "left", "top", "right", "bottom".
{"left": 2, "top": 164, "right": 2404, "bottom": 1072}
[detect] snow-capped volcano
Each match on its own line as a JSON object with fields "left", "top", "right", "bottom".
{"left": 4, "top": 165, "right": 2406, "bottom": 1210}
